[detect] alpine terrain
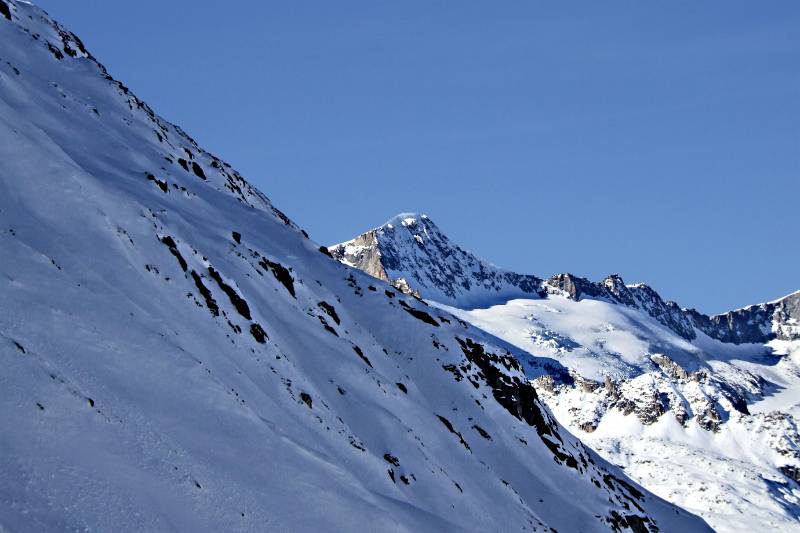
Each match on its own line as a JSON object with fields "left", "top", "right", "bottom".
{"left": 331, "top": 213, "right": 800, "bottom": 532}
{"left": 0, "top": 2, "right": 713, "bottom": 532}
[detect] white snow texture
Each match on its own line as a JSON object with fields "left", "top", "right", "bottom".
{"left": 0, "top": 2, "right": 710, "bottom": 532}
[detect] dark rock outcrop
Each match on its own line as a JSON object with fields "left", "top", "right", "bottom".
{"left": 688, "top": 291, "right": 800, "bottom": 344}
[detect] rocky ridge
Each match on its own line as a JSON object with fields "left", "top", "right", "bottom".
{"left": 331, "top": 213, "right": 799, "bottom": 345}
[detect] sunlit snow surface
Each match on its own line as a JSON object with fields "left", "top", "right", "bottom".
{"left": 434, "top": 297, "right": 800, "bottom": 532}
{"left": 0, "top": 1, "right": 712, "bottom": 532}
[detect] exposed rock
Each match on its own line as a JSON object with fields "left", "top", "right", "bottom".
{"left": 328, "top": 229, "right": 389, "bottom": 281}
{"left": 651, "top": 354, "right": 688, "bottom": 380}
{"left": 627, "top": 284, "right": 695, "bottom": 341}
{"left": 601, "top": 274, "right": 638, "bottom": 307}
{"left": 533, "top": 375, "right": 555, "bottom": 393}
{"left": 329, "top": 214, "right": 545, "bottom": 307}
{"left": 391, "top": 277, "right": 420, "bottom": 299}
{"left": 575, "top": 374, "right": 601, "bottom": 393}
{"left": 688, "top": 291, "right": 800, "bottom": 344}
{"left": 546, "top": 273, "right": 612, "bottom": 302}
{"left": 779, "top": 465, "right": 800, "bottom": 484}
{"left": 399, "top": 300, "right": 439, "bottom": 327}
{"left": 695, "top": 403, "right": 722, "bottom": 432}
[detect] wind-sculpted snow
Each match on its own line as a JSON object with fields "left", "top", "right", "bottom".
{"left": 0, "top": 2, "right": 710, "bottom": 531}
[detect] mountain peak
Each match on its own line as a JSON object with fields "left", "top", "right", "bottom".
{"left": 329, "top": 213, "right": 544, "bottom": 307}
{"left": 379, "top": 212, "right": 442, "bottom": 245}
{"left": 384, "top": 212, "right": 431, "bottom": 228}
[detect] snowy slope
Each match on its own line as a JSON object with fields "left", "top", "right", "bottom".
{"left": 334, "top": 215, "right": 800, "bottom": 531}
{"left": 435, "top": 299, "right": 800, "bottom": 532}
{"left": 0, "top": 2, "right": 709, "bottom": 532}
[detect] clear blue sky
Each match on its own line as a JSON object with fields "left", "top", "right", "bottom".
{"left": 37, "top": 1, "right": 799, "bottom": 314}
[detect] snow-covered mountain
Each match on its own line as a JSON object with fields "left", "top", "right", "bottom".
{"left": 329, "top": 213, "right": 545, "bottom": 307}
{"left": 330, "top": 214, "right": 799, "bottom": 346}
{"left": 0, "top": 2, "right": 710, "bottom": 532}
{"left": 332, "top": 213, "right": 800, "bottom": 532}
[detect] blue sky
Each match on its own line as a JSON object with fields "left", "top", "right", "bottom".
{"left": 37, "top": 1, "right": 798, "bottom": 314}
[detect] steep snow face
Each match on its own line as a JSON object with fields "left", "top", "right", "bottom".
{"left": 335, "top": 219, "right": 800, "bottom": 531}
{"left": 329, "top": 214, "right": 545, "bottom": 308}
{"left": 0, "top": 3, "right": 709, "bottom": 532}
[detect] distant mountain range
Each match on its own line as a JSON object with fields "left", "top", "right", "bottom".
{"left": 331, "top": 213, "right": 800, "bottom": 531}
{"left": 330, "top": 213, "right": 799, "bottom": 346}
